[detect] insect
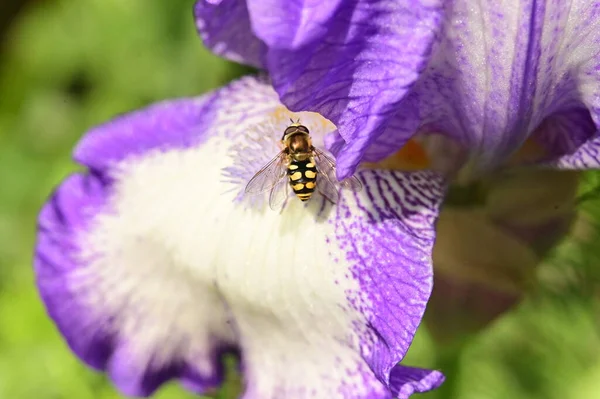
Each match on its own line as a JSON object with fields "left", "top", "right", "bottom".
{"left": 245, "top": 120, "right": 362, "bottom": 210}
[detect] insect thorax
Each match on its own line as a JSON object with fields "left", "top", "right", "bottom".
{"left": 284, "top": 132, "right": 312, "bottom": 161}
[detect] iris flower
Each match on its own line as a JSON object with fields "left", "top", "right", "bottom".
{"left": 195, "top": 0, "right": 600, "bottom": 176}
{"left": 34, "top": 1, "right": 600, "bottom": 399}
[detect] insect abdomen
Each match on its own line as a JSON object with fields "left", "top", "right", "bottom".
{"left": 288, "top": 159, "right": 317, "bottom": 201}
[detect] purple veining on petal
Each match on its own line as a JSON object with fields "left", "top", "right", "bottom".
{"left": 532, "top": 107, "right": 597, "bottom": 160}
{"left": 194, "top": 0, "right": 266, "bottom": 67}
{"left": 36, "top": 74, "right": 445, "bottom": 398}
{"left": 389, "top": 365, "right": 445, "bottom": 398}
{"left": 267, "top": 1, "right": 443, "bottom": 179}
{"left": 195, "top": 0, "right": 600, "bottom": 176}
{"left": 246, "top": 0, "right": 343, "bottom": 49}
{"left": 334, "top": 170, "right": 446, "bottom": 391}
{"left": 553, "top": 135, "right": 600, "bottom": 169}
{"left": 195, "top": 0, "right": 443, "bottom": 179}
{"left": 357, "top": 1, "right": 600, "bottom": 172}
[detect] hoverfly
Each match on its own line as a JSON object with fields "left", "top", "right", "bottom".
{"left": 245, "top": 121, "right": 362, "bottom": 210}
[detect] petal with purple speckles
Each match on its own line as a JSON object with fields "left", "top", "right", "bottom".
{"left": 35, "top": 76, "right": 444, "bottom": 398}
{"left": 550, "top": 135, "right": 600, "bottom": 170}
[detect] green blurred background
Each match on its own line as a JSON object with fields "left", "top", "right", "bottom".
{"left": 0, "top": 0, "right": 599, "bottom": 398}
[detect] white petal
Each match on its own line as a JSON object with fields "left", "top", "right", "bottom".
{"left": 36, "top": 77, "right": 444, "bottom": 398}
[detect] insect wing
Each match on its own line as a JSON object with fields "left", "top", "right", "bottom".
{"left": 311, "top": 148, "right": 340, "bottom": 203}
{"left": 316, "top": 172, "right": 340, "bottom": 204}
{"left": 313, "top": 147, "right": 363, "bottom": 193}
{"left": 245, "top": 151, "right": 288, "bottom": 194}
{"left": 339, "top": 174, "right": 363, "bottom": 192}
{"left": 269, "top": 177, "right": 290, "bottom": 210}
{"left": 312, "top": 148, "right": 337, "bottom": 183}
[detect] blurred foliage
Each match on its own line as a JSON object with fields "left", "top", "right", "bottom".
{"left": 0, "top": 0, "right": 599, "bottom": 398}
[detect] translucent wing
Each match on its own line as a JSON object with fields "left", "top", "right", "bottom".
{"left": 269, "top": 177, "right": 291, "bottom": 211}
{"left": 245, "top": 151, "right": 288, "bottom": 194}
{"left": 339, "top": 173, "right": 363, "bottom": 192}
{"left": 316, "top": 172, "right": 340, "bottom": 204}
{"left": 313, "top": 148, "right": 363, "bottom": 204}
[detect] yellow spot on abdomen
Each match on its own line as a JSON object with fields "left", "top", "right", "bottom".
{"left": 305, "top": 182, "right": 315, "bottom": 189}
{"left": 306, "top": 163, "right": 315, "bottom": 168}
{"left": 305, "top": 170, "right": 316, "bottom": 179}
{"left": 290, "top": 171, "right": 302, "bottom": 180}
{"left": 292, "top": 183, "right": 305, "bottom": 191}
{"left": 288, "top": 164, "right": 299, "bottom": 170}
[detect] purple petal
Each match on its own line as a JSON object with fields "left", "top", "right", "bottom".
{"left": 360, "top": 1, "right": 600, "bottom": 171}
{"left": 335, "top": 169, "right": 445, "bottom": 386}
{"left": 74, "top": 97, "right": 217, "bottom": 176}
{"left": 35, "top": 173, "right": 113, "bottom": 367}
{"left": 74, "top": 76, "right": 278, "bottom": 175}
{"left": 390, "top": 366, "right": 445, "bottom": 397}
{"left": 195, "top": 0, "right": 444, "bottom": 179}
{"left": 35, "top": 77, "right": 280, "bottom": 396}
{"left": 531, "top": 108, "right": 596, "bottom": 162}
{"left": 196, "top": 0, "right": 600, "bottom": 176}
{"left": 246, "top": 0, "right": 343, "bottom": 48}
{"left": 35, "top": 77, "right": 444, "bottom": 398}
{"left": 36, "top": 173, "right": 233, "bottom": 396}
{"left": 194, "top": 0, "right": 266, "bottom": 67}
{"left": 552, "top": 135, "right": 600, "bottom": 169}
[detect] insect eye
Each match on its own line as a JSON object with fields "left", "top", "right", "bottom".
{"left": 284, "top": 126, "right": 297, "bottom": 135}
